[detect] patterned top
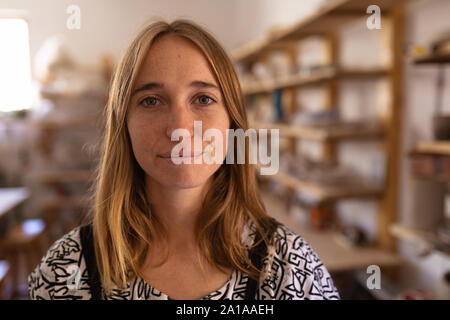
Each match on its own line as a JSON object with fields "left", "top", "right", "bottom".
{"left": 28, "top": 220, "right": 340, "bottom": 300}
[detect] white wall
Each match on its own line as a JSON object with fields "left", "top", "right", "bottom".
{"left": 0, "top": 0, "right": 243, "bottom": 73}
{"left": 233, "top": 0, "right": 324, "bottom": 48}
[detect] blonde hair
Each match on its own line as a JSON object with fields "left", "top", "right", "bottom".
{"left": 91, "top": 19, "right": 277, "bottom": 294}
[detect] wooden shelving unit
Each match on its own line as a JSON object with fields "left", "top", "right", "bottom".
{"left": 399, "top": 140, "right": 450, "bottom": 257}
{"left": 400, "top": 43, "right": 450, "bottom": 261}
{"left": 264, "top": 170, "right": 382, "bottom": 203}
{"left": 414, "top": 141, "right": 450, "bottom": 156}
{"left": 233, "top": 0, "right": 407, "bottom": 272}
{"left": 232, "top": 0, "right": 410, "bottom": 63}
{"left": 28, "top": 169, "right": 95, "bottom": 184}
{"left": 29, "top": 119, "right": 99, "bottom": 130}
{"left": 251, "top": 121, "right": 383, "bottom": 141}
{"left": 262, "top": 190, "right": 401, "bottom": 272}
{"left": 38, "top": 195, "right": 90, "bottom": 211}
{"left": 390, "top": 224, "right": 449, "bottom": 257}
{"left": 39, "top": 90, "right": 107, "bottom": 101}
{"left": 242, "top": 67, "right": 387, "bottom": 95}
{"left": 413, "top": 53, "right": 450, "bottom": 65}
{"left": 27, "top": 65, "right": 109, "bottom": 239}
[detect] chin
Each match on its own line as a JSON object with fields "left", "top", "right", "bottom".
{"left": 168, "top": 176, "right": 207, "bottom": 189}
{"left": 152, "top": 167, "right": 213, "bottom": 189}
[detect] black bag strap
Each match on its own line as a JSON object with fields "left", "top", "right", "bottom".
{"left": 79, "top": 223, "right": 103, "bottom": 300}
{"left": 244, "top": 230, "right": 268, "bottom": 300}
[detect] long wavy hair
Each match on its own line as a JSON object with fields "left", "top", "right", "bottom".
{"left": 91, "top": 19, "right": 277, "bottom": 294}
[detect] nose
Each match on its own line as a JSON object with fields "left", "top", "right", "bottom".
{"left": 165, "top": 102, "right": 195, "bottom": 139}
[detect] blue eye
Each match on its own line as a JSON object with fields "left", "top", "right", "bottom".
{"left": 140, "top": 97, "right": 159, "bottom": 107}
{"left": 197, "top": 95, "right": 215, "bottom": 105}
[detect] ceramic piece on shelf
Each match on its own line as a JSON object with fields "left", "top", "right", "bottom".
{"left": 309, "top": 204, "right": 334, "bottom": 231}
{"left": 406, "top": 177, "right": 446, "bottom": 231}
{"left": 267, "top": 51, "right": 291, "bottom": 79}
{"left": 252, "top": 62, "right": 271, "bottom": 81}
{"left": 340, "top": 225, "right": 369, "bottom": 247}
{"left": 254, "top": 96, "right": 276, "bottom": 123}
{"left": 291, "top": 109, "right": 339, "bottom": 127}
{"left": 433, "top": 115, "right": 450, "bottom": 140}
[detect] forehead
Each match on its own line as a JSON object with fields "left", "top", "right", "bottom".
{"left": 136, "top": 34, "right": 217, "bottom": 84}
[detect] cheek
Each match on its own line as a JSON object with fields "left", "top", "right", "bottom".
{"left": 127, "top": 119, "right": 159, "bottom": 164}
{"left": 215, "top": 113, "right": 231, "bottom": 154}
{"left": 201, "top": 116, "right": 231, "bottom": 164}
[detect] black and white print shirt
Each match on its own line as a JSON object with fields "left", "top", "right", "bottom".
{"left": 28, "top": 220, "right": 340, "bottom": 300}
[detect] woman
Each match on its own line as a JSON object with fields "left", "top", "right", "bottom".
{"left": 28, "top": 19, "right": 340, "bottom": 300}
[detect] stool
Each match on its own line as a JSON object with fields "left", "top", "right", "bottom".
{"left": 0, "top": 219, "right": 47, "bottom": 299}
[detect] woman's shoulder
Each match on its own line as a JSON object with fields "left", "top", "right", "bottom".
{"left": 28, "top": 226, "right": 91, "bottom": 300}
{"left": 32, "top": 226, "right": 83, "bottom": 277}
{"left": 253, "top": 219, "right": 341, "bottom": 300}
{"left": 245, "top": 217, "right": 323, "bottom": 260}
{"left": 270, "top": 221, "right": 323, "bottom": 265}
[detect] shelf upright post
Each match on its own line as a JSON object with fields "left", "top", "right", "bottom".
{"left": 285, "top": 42, "right": 299, "bottom": 155}
{"left": 322, "top": 32, "right": 340, "bottom": 166}
{"left": 377, "top": 4, "right": 405, "bottom": 255}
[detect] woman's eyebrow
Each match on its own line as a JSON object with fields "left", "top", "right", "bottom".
{"left": 132, "top": 82, "right": 163, "bottom": 96}
{"left": 189, "top": 80, "right": 219, "bottom": 91}
{"left": 132, "top": 80, "right": 219, "bottom": 96}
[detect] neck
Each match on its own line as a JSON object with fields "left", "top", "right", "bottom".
{"left": 145, "top": 177, "right": 211, "bottom": 247}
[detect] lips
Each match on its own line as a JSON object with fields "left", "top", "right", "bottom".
{"left": 158, "top": 152, "right": 203, "bottom": 159}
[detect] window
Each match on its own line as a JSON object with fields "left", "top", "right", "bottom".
{"left": 0, "top": 18, "right": 32, "bottom": 112}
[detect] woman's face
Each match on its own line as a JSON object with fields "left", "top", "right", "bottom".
{"left": 127, "top": 34, "right": 230, "bottom": 189}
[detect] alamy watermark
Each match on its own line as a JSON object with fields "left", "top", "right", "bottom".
{"left": 66, "top": 265, "right": 82, "bottom": 290}
{"left": 366, "top": 264, "right": 381, "bottom": 290}
{"left": 170, "top": 121, "right": 279, "bottom": 175}
{"left": 66, "top": 4, "right": 81, "bottom": 30}
{"left": 66, "top": 5, "right": 381, "bottom": 31}
{"left": 366, "top": 5, "right": 381, "bottom": 30}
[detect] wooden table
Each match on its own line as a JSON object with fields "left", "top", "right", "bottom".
{"left": 0, "top": 188, "right": 29, "bottom": 218}
{"left": 0, "top": 187, "right": 29, "bottom": 237}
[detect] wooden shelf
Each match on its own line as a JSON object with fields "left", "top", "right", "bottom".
{"left": 251, "top": 121, "right": 383, "bottom": 141}
{"left": 413, "top": 53, "right": 450, "bottom": 65}
{"left": 241, "top": 67, "right": 387, "bottom": 95}
{"left": 261, "top": 170, "right": 382, "bottom": 203}
{"left": 232, "top": 0, "right": 410, "bottom": 63}
{"left": 38, "top": 195, "right": 90, "bottom": 211}
{"left": 29, "top": 170, "right": 95, "bottom": 184}
{"left": 40, "top": 89, "right": 108, "bottom": 101}
{"left": 261, "top": 190, "right": 401, "bottom": 273}
{"left": 390, "top": 224, "right": 449, "bottom": 256}
{"left": 242, "top": 67, "right": 335, "bottom": 94}
{"left": 29, "top": 119, "right": 100, "bottom": 130}
{"left": 414, "top": 141, "right": 450, "bottom": 156}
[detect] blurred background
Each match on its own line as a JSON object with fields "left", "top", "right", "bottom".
{"left": 0, "top": 0, "right": 449, "bottom": 300}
